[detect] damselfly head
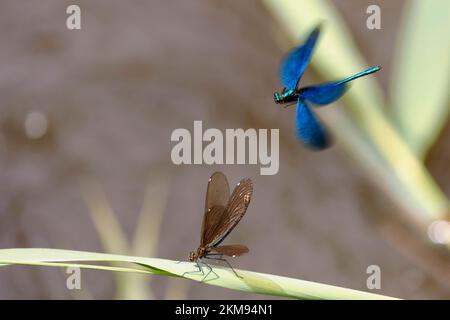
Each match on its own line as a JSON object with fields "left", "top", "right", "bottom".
{"left": 189, "top": 247, "right": 206, "bottom": 261}
{"left": 188, "top": 251, "right": 197, "bottom": 262}
{"left": 273, "top": 91, "right": 283, "bottom": 104}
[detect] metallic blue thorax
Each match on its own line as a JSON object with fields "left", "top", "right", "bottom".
{"left": 273, "top": 88, "right": 298, "bottom": 104}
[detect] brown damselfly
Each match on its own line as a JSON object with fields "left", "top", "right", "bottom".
{"left": 184, "top": 171, "right": 253, "bottom": 282}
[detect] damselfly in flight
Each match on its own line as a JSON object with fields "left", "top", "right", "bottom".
{"left": 274, "top": 24, "right": 381, "bottom": 150}
{"left": 186, "top": 171, "right": 253, "bottom": 282}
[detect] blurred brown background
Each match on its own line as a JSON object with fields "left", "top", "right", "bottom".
{"left": 1, "top": 0, "right": 449, "bottom": 299}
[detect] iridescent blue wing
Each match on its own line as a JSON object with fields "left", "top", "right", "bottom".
{"left": 279, "top": 25, "right": 321, "bottom": 89}
{"left": 300, "top": 82, "right": 347, "bottom": 106}
{"left": 300, "top": 66, "right": 381, "bottom": 106}
{"left": 295, "top": 98, "right": 329, "bottom": 150}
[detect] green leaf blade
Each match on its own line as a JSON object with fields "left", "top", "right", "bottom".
{"left": 0, "top": 248, "right": 399, "bottom": 300}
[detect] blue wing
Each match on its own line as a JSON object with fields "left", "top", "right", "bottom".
{"left": 295, "top": 98, "right": 329, "bottom": 150}
{"left": 300, "top": 66, "right": 381, "bottom": 106}
{"left": 279, "top": 25, "right": 321, "bottom": 90}
{"left": 300, "top": 82, "right": 347, "bottom": 105}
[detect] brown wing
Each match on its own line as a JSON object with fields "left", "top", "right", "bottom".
{"left": 200, "top": 172, "right": 230, "bottom": 246}
{"left": 201, "top": 205, "right": 227, "bottom": 247}
{"left": 209, "top": 245, "right": 249, "bottom": 257}
{"left": 204, "top": 171, "right": 230, "bottom": 212}
{"left": 207, "top": 178, "right": 253, "bottom": 248}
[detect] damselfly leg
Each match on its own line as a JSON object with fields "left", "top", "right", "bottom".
{"left": 203, "top": 253, "right": 242, "bottom": 279}
{"left": 181, "top": 261, "right": 204, "bottom": 277}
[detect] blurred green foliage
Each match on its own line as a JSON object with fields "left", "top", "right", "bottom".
{"left": 80, "top": 174, "right": 188, "bottom": 299}
{"left": 391, "top": 0, "right": 450, "bottom": 158}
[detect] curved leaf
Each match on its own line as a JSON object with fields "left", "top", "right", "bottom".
{"left": 0, "top": 248, "right": 398, "bottom": 300}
